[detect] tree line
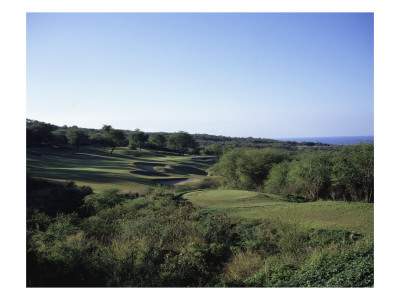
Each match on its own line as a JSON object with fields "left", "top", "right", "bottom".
{"left": 212, "top": 143, "right": 374, "bottom": 203}
{"left": 27, "top": 119, "right": 329, "bottom": 155}
{"left": 26, "top": 119, "right": 198, "bottom": 155}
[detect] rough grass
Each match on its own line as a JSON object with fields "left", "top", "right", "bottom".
{"left": 183, "top": 189, "right": 373, "bottom": 235}
{"left": 27, "top": 146, "right": 214, "bottom": 193}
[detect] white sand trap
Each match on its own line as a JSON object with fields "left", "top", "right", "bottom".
{"left": 155, "top": 178, "right": 201, "bottom": 186}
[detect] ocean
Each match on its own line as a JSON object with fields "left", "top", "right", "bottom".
{"left": 276, "top": 136, "right": 374, "bottom": 145}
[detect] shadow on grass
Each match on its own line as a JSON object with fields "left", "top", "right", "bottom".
{"left": 166, "top": 165, "right": 207, "bottom": 176}
{"left": 130, "top": 170, "right": 169, "bottom": 177}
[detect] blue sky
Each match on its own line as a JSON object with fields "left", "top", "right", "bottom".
{"left": 26, "top": 13, "right": 373, "bottom": 138}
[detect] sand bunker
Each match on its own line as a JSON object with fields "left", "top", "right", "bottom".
{"left": 154, "top": 178, "right": 201, "bottom": 185}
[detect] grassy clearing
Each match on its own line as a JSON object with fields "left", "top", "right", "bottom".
{"left": 183, "top": 189, "right": 373, "bottom": 235}
{"left": 27, "top": 146, "right": 214, "bottom": 193}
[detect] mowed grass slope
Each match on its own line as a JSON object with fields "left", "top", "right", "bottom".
{"left": 183, "top": 190, "right": 373, "bottom": 235}
{"left": 27, "top": 146, "right": 215, "bottom": 193}
{"left": 27, "top": 147, "right": 373, "bottom": 235}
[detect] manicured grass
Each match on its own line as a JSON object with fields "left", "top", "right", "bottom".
{"left": 27, "top": 146, "right": 214, "bottom": 193}
{"left": 183, "top": 190, "right": 286, "bottom": 208}
{"left": 183, "top": 189, "right": 374, "bottom": 235}
{"left": 27, "top": 146, "right": 373, "bottom": 235}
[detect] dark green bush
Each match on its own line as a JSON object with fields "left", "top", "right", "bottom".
{"left": 81, "top": 188, "right": 126, "bottom": 216}
{"left": 27, "top": 209, "right": 52, "bottom": 231}
{"left": 27, "top": 181, "right": 373, "bottom": 287}
{"left": 27, "top": 177, "right": 93, "bottom": 216}
{"left": 234, "top": 223, "right": 278, "bottom": 256}
{"left": 307, "top": 229, "right": 362, "bottom": 249}
{"left": 288, "top": 249, "right": 374, "bottom": 287}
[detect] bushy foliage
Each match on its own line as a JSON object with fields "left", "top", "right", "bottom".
{"left": 81, "top": 189, "right": 126, "bottom": 216}
{"left": 148, "top": 133, "right": 167, "bottom": 150}
{"left": 128, "top": 129, "right": 149, "bottom": 150}
{"left": 213, "top": 148, "right": 287, "bottom": 190}
{"left": 167, "top": 131, "right": 198, "bottom": 155}
{"left": 286, "top": 151, "right": 333, "bottom": 200}
{"left": 331, "top": 143, "right": 374, "bottom": 202}
{"left": 102, "top": 125, "right": 128, "bottom": 154}
{"left": 222, "top": 250, "right": 264, "bottom": 281}
{"left": 264, "top": 160, "right": 291, "bottom": 194}
{"left": 66, "top": 128, "right": 89, "bottom": 152}
{"left": 27, "top": 179, "right": 373, "bottom": 287}
{"left": 26, "top": 120, "right": 57, "bottom": 146}
{"left": 288, "top": 249, "right": 374, "bottom": 287}
{"left": 27, "top": 177, "right": 93, "bottom": 217}
{"left": 263, "top": 143, "right": 373, "bottom": 202}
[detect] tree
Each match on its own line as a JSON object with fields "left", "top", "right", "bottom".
{"left": 128, "top": 129, "right": 149, "bottom": 151}
{"left": 148, "top": 133, "right": 167, "bottom": 150}
{"left": 264, "top": 160, "right": 292, "bottom": 194}
{"left": 287, "top": 151, "right": 332, "bottom": 201}
{"left": 88, "top": 132, "right": 106, "bottom": 146}
{"left": 331, "top": 143, "right": 374, "bottom": 202}
{"left": 212, "top": 148, "right": 243, "bottom": 188}
{"left": 214, "top": 148, "right": 287, "bottom": 190}
{"left": 167, "top": 131, "right": 198, "bottom": 155}
{"left": 52, "top": 129, "right": 68, "bottom": 145}
{"left": 204, "top": 144, "right": 223, "bottom": 156}
{"left": 66, "top": 128, "right": 88, "bottom": 152}
{"left": 26, "top": 120, "right": 57, "bottom": 146}
{"left": 102, "top": 125, "right": 127, "bottom": 154}
{"left": 350, "top": 143, "right": 374, "bottom": 203}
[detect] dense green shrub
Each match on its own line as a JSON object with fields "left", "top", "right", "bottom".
{"left": 264, "top": 143, "right": 373, "bottom": 202}
{"left": 213, "top": 148, "right": 287, "bottom": 190}
{"left": 27, "top": 177, "right": 93, "bottom": 216}
{"left": 331, "top": 143, "right": 374, "bottom": 202}
{"left": 81, "top": 188, "right": 126, "bottom": 216}
{"left": 307, "top": 229, "right": 362, "bottom": 249}
{"left": 27, "top": 209, "right": 52, "bottom": 231}
{"left": 288, "top": 249, "right": 374, "bottom": 287}
{"left": 27, "top": 179, "right": 373, "bottom": 287}
{"left": 234, "top": 223, "right": 278, "bottom": 256}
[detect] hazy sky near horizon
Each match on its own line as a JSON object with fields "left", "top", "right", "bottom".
{"left": 26, "top": 13, "right": 373, "bottom": 138}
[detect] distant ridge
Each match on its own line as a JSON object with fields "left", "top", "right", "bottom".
{"left": 277, "top": 136, "right": 374, "bottom": 145}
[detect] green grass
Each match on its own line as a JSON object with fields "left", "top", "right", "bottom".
{"left": 27, "top": 146, "right": 373, "bottom": 235}
{"left": 183, "top": 190, "right": 286, "bottom": 208}
{"left": 183, "top": 189, "right": 373, "bottom": 235}
{"left": 27, "top": 146, "right": 214, "bottom": 193}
